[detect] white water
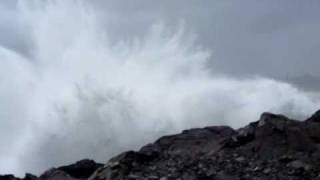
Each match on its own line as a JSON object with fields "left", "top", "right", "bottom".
{"left": 0, "top": 0, "right": 319, "bottom": 176}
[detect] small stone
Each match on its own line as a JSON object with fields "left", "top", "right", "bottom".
{"left": 168, "top": 167, "right": 177, "bottom": 173}
{"left": 206, "top": 169, "right": 216, "bottom": 176}
{"left": 198, "top": 163, "right": 204, "bottom": 169}
{"left": 279, "top": 155, "right": 294, "bottom": 163}
{"left": 128, "top": 174, "right": 139, "bottom": 179}
{"left": 287, "top": 160, "right": 311, "bottom": 171}
{"left": 235, "top": 157, "right": 245, "bottom": 162}
{"left": 263, "top": 168, "right": 272, "bottom": 174}
{"left": 252, "top": 166, "right": 261, "bottom": 172}
{"left": 148, "top": 175, "right": 159, "bottom": 179}
{"left": 287, "top": 169, "right": 295, "bottom": 175}
{"left": 108, "top": 161, "right": 120, "bottom": 169}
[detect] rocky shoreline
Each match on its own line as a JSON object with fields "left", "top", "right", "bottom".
{"left": 2, "top": 110, "right": 320, "bottom": 180}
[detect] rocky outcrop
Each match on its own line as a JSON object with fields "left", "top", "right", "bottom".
{"left": 0, "top": 159, "right": 102, "bottom": 180}
{"left": 89, "top": 111, "right": 320, "bottom": 180}
{"left": 2, "top": 110, "right": 320, "bottom": 180}
{"left": 0, "top": 174, "right": 37, "bottom": 180}
{"left": 57, "top": 159, "right": 103, "bottom": 179}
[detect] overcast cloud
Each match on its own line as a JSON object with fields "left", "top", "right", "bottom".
{"left": 1, "top": 0, "right": 320, "bottom": 79}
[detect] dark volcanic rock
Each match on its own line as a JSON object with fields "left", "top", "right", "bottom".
{"left": 0, "top": 174, "right": 37, "bottom": 180}
{"left": 307, "top": 109, "right": 320, "bottom": 123}
{"left": 23, "top": 174, "right": 37, "bottom": 180}
{"left": 39, "top": 168, "right": 77, "bottom": 180}
{"left": 89, "top": 110, "right": 320, "bottom": 180}
{"left": 0, "top": 175, "right": 19, "bottom": 180}
{"left": 3, "top": 110, "right": 320, "bottom": 180}
{"left": 57, "top": 159, "right": 103, "bottom": 179}
{"left": 0, "top": 159, "right": 102, "bottom": 180}
{"left": 39, "top": 159, "right": 102, "bottom": 180}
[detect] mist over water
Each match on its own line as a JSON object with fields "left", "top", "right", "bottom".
{"left": 1, "top": 0, "right": 319, "bottom": 176}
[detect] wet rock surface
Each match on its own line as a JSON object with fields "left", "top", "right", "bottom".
{"left": 2, "top": 111, "right": 320, "bottom": 180}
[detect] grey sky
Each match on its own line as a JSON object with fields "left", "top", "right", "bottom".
{"left": 1, "top": 0, "right": 320, "bottom": 79}
{"left": 92, "top": 0, "right": 320, "bottom": 79}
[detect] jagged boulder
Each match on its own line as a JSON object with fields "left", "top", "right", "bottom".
{"left": 57, "top": 159, "right": 103, "bottom": 179}
{"left": 226, "top": 112, "right": 317, "bottom": 160}
{"left": 39, "top": 169, "right": 77, "bottom": 180}
{"left": 0, "top": 159, "right": 102, "bottom": 180}
{"left": 38, "top": 159, "right": 102, "bottom": 180}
